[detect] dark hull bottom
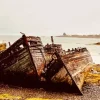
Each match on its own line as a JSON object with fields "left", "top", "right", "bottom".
{"left": 0, "top": 73, "right": 39, "bottom": 87}
{"left": 0, "top": 81, "right": 82, "bottom": 95}
{"left": 41, "top": 82, "right": 82, "bottom": 95}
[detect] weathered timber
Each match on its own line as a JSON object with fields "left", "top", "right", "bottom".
{"left": 0, "top": 35, "right": 94, "bottom": 94}
{"left": 27, "top": 36, "right": 46, "bottom": 76}
{"left": 43, "top": 39, "right": 93, "bottom": 94}
{"left": 42, "top": 50, "right": 93, "bottom": 94}
{"left": 0, "top": 35, "right": 45, "bottom": 86}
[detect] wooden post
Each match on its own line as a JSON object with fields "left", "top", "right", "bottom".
{"left": 51, "top": 36, "right": 54, "bottom": 44}
{"left": 8, "top": 42, "right": 11, "bottom": 46}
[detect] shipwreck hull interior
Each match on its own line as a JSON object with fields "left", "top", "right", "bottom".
{"left": 42, "top": 49, "right": 93, "bottom": 94}
{"left": 0, "top": 35, "right": 40, "bottom": 86}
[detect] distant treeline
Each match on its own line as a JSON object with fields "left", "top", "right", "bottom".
{"left": 57, "top": 33, "right": 100, "bottom": 38}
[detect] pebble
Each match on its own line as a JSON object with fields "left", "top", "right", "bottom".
{"left": 0, "top": 84, "right": 100, "bottom": 100}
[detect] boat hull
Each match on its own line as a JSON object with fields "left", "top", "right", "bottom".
{"left": 0, "top": 35, "right": 45, "bottom": 86}
{"left": 42, "top": 49, "right": 93, "bottom": 94}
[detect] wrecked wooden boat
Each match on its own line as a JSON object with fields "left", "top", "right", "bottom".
{"left": 0, "top": 35, "right": 93, "bottom": 94}
{"left": 0, "top": 34, "right": 45, "bottom": 86}
{"left": 42, "top": 36, "right": 93, "bottom": 94}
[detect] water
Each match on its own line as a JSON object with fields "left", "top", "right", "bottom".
{"left": 0, "top": 35, "right": 100, "bottom": 64}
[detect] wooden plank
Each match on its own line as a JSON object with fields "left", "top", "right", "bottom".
{"left": 0, "top": 35, "right": 39, "bottom": 84}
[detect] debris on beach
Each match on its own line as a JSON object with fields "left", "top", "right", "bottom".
{"left": 42, "top": 36, "right": 93, "bottom": 94}
{"left": 0, "top": 34, "right": 46, "bottom": 86}
{"left": 0, "top": 33, "right": 97, "bottom": 95}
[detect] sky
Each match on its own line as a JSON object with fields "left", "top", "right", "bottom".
{"left": 0, "top": 0, "right": 100, "bottom": 36}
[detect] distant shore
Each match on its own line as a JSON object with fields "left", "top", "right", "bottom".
{"left": 57, "top": 34, "right": 100, "bottom": 38}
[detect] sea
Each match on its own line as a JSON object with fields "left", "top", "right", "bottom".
{"left": 0, "top": 35, "right": 100, "bottom": 64}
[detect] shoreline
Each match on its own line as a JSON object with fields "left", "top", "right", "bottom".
{"left": 56, "top": 35, "right": 100, "bottom": 38}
